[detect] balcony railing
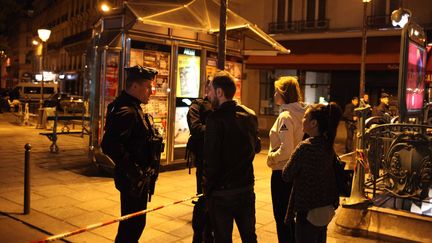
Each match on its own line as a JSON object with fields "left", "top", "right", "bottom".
{"left": 367, "top": 15, "right": 393, "bottom": 29}
{"left": 268, "top": 19, "right": 330, "bottom": 34}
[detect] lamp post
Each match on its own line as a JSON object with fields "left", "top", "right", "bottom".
{"left": 37, "top": 29, "right": 51, "bottom": 109}
{"left": 359, "top": 0, "right": 371, "bottom": 98}
{"left": 217, "top": 0, "right": 228, "bottom": 70}
{"left": 0, "top": 50, "right": 6, "bottom": 89}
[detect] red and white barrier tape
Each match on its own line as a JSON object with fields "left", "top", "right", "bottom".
{"left": 31, "top": 194, "right": 202, "bottom": 243}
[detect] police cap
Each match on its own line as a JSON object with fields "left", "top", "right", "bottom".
{"left": 380, "top": 92, "right": 389, "bottom": 98}
{"left": 125, "top": 65, "right": 158, "bottom": 81}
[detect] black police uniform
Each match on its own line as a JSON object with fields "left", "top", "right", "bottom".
{"left": 101, "top": 66, "right": 159, "bottom": 243}
{"left": 343, "top": 102, "right": 357, "bottom": 153}
{"left": 186, "top": 97, "right": 213, "bottom": 242}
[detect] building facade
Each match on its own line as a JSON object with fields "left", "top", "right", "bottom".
{"left": 231, "top": 0, "right": 432, "bottom": 132}
{"left": 5, "top": 0, "right": 432, "bottom": 133}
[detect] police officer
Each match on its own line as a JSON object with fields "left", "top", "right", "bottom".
{"left": 343, "top": 96, "right": 359, "bottom": 153}
{"left": 101, "top": 65, "right": 159, "bottom": 243}
{"left": 186, "top": 80, "right": 213, "bottom": 243}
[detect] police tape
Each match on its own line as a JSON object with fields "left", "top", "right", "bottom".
{"left": 31, "top": 194, "right": 203, "bottom": 243}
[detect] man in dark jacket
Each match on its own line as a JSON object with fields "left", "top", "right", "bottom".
{"left": 373, "top": 92, "right": 390, "bottom": 117}
{"left": 343, "top": 96, "right": 359, "bottom": 153}
{"left": 101, "top": 65, "right": 160, "bottom": 243}
{"left": 203, "top": 70, "right": 261, "bottom": 243}
{"left": 186, "top": 80, "right": 213, "bottom": 243}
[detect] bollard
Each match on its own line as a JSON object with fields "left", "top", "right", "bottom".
{"left": 24, "top": 143, "right": 31, "bottom": 214}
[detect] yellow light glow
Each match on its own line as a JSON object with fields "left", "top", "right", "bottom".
{"left": 100, "top": 3, "right": 111, "bottom": 12}
{"left": 37, "top": 29, "right": 51, "bottom": 42}
{"left": 32, "top": 40, "right": 39, "bottom": 46}
{"left": 363, "top": 0, "right": 371, "bottom": 2}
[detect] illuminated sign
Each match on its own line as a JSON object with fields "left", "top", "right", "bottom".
{"left": 183, "top": 48, "right": 196, "bottom": 56}
{"left": 35, "top": 71, "right": 56, "bottom": 81}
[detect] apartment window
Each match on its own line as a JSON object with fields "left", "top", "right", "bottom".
{"left": 25, "top": 51, "right": 33, "bottom": 64}
{"left": 305, "top": 0, "right": 327, "bottom": 27}
{"left": 372, "top": 0, "right": 386, "bottom": 16}
{"left": 275, "top": 0, "right": 293, "bottom": 23}
{"left": 306, "top": 0, "right": 316, "bottom": 23}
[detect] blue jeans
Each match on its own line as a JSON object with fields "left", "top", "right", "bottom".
{"left": 208, "top": 189, "right": 257, "bottom": 243}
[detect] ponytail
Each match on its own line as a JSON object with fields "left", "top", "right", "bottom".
{"left": 308, "top": 102, "right": 342, "bottom": 146}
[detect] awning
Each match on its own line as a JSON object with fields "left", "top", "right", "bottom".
{"left": 246, "top": 36, "right": 401, "bottom": 71}
{"left": 124, "top": 0, "right": 289, "bottom": 54}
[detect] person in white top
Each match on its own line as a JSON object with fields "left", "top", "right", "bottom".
{"left": 267, "top": 76, "right": 307, "bottom": 243}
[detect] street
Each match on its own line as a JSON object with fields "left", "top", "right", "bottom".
{"left": 0, "top": 112, "right": 383, "bottom": 242}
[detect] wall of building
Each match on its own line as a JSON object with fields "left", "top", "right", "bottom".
{"left": 236, "top": 0, "right": 431, "bottom": 134}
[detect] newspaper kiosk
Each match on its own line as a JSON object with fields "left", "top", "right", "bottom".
{"left": 84, "top": 0, "right": 288, "bottom": 170}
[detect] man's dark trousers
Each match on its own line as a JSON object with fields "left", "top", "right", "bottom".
{"left": 345, "top": 122, "right": 356, "bottom": 153}
{"left": 192, "top": 163, "right": 213, "bottom": 242}
{"left": 115, "top": 192, "right": 148, "bottom": 243}
{"left": 208, "top": 189, "right": 257, "bottom": 243}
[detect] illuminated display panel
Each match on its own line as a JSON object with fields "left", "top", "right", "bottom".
{"left": 405, "top": 41, "right": 426, "bottom": 112}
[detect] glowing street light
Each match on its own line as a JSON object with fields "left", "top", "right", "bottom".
{"left": 100, "top": 3, "right": 111, "bottom": 12}
{"left": 37, "top": 29, "right": 51, "bottom": 42}
{"left": 37, "top": 28, "right": 51, "bottom": 110}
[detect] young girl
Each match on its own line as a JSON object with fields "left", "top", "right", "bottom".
{"left": 282, "top": 103, "right": 342, "bottom": 243}
{"left": 267, "top": 76, "right": 307, "bottom": 242}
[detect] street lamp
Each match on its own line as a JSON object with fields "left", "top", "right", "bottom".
{"left": 359, "top": 0, "right": 371, "bottom": 98}
{"left": 100, "top": 2, "right": 112, "bottom": 12}
{"left": 37, "top": 28, "right": 51, "bottom": 109}
{"left": 391, "top": 8, "right": 411, "bottom": 28}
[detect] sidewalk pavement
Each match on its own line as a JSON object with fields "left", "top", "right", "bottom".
{"left": 0, "top": 112, "right": 384, "bottom": 242}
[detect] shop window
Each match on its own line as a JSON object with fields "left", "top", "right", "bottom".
{"left": 25, "top": 51, "right": 33, "bottom": 64}
{"left": 303, "top": 71, "right": 331, "bottom": 104}
{"left": 259, "top": 70, "right": 276, "bottom": 115}
{"left": 259, "top": 69, "right": 298, "bottom": 115}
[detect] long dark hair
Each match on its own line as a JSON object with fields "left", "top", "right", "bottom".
{"left": 308, "top": 102, "right": 342, "bottom": 146}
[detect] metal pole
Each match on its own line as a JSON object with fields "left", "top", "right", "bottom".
{"left": 359, "top": 1, "right": 369, "bottom": 98}
{"left": 344, "top": 107, "right": 370, "bottom": 207}
{"left": 40, "top": 43, "right": 45, "bottom": 109}
{"left": 217, "top": 0, "right": 228, "bottom": 70}
{"left": 24, "top": 143, "right": 31, "bottom": 214}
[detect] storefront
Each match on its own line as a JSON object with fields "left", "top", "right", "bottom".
{"left": 58, "top": 71, "right": 80, "bottom": 95}
{"left": 84, "top": 1, "right": 288, "bottom": 170}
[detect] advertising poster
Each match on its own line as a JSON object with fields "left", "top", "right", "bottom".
{"left": 226, "top": 61, "right": 242, "bottom": 101}
{"left": 177, "top": 54, "right": 200, "bottom": 98}
{"left": 174, "top": 107, "right": 190, "bottom": 146}
{"left": 130, "top": 49, "right": 143, "bottom": 67}
{"left": 131, "top": 48, "right": 170, "bottom": 159}
{"left": 405, "top": 41, "right": 426, "bottom": 111}
{"left": 105, "top": 53, "right": 119, "bottom": 104}
{"left": 206, "top": 57, "right": 243, "bottom": 101}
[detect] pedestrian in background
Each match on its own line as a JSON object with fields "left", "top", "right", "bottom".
{"left": 359, "top": 93, "right": 372, "bottom": 118}
{"left": 372, "top": 92, "right": 390, "bottom": 118}
{"left": 186, "top": 79, "right": 214, "bottom": 243}
{"left": 282, "top": 103, "right": 342, "bottom": 243}
{"left": 342, "top": 97, "right": 358, "bottom": 153}
{"left": 203, "top": 70, "right": 261, "bottom": 243}
{"left": 101, "top": 65, "right": 162, "bottom": 243}
{"left": 267, "top": 76, "right": 306, "bottom": 243}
